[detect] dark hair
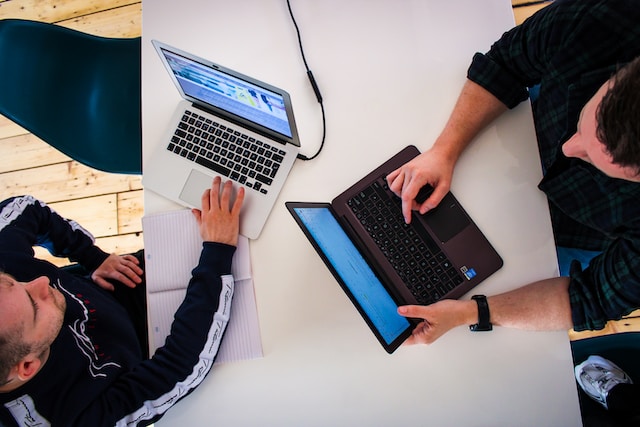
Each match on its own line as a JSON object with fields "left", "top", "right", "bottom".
{"left": 597, "top": 57, "right": 640, "bottom": 176}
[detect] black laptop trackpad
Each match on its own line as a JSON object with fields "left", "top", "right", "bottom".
{"left": 421, "top": 193, "right": 470, "bottom": 243}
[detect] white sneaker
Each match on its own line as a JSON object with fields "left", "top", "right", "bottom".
{"left": 574, "top": 355, "right": 633, "bottom": 409}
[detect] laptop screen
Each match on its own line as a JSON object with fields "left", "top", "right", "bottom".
{"left": 291, "top": 205, "right": 411, "bottom": 346}
{"left": 160, "top": 48, "right": 293, "bottom": 139}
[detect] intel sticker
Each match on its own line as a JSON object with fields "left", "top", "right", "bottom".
{"left": 460, "top": 266, "right": 477, "bottom": 280}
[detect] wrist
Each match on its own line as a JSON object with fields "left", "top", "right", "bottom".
{"left": 431, "top": 136, "right": 462, "bottom": 165}
{"left": 454, "top": 299, "right": 482, "bottom": 327}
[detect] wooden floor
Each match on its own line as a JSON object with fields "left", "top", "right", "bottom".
{"left": 1, "top": 0, "right": 637, "bottom": 339}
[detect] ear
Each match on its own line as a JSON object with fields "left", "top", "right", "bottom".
{"left": 15, "top": 354, "right": 43, "bottom": 382}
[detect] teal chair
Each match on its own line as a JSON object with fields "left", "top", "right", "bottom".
{"left": 0, "top": 19, "right": 141, "bottom": 174}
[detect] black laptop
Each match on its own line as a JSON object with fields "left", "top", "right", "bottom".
{"left": 286, "top": 145, "right": 503, "bottom": 353}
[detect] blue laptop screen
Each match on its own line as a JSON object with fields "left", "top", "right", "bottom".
{"left": 293, "top": 206, "right": 411, "bottom": 345}
{"left": 161, "top": 49, "right": 292, "bottom": 138}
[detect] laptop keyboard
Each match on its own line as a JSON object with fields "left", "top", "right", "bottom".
{"left": 166, "top": 110, "right": 286, "bottom": 194}
{"left": 347, "top": 177, "right": 464, "bottom": 304}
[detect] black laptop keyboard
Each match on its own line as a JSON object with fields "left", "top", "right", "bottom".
{"left": 166, "top": 110, "right": 286, "bottom": 194}
{"left": 347, "top": 177, "right": 464, "bottom": 304}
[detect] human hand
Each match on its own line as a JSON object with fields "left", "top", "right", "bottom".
{"left": 92, "top": 253, "right": 144, "bottom": 291}
{"left": 191, "top": 177, "right": 245, "bottom": 246}
{"left": 386, "top": 145, "right": 455, "bottom": 224}
{"left": 397, "top": 299, "right": 473, "bottom": 345}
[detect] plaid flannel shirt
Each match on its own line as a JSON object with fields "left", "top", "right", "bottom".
{"left": 467, "top": 0, "right": 640, "bottom": 331}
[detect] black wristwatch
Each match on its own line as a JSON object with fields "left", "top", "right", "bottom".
{"left": 469, "top": 295, "right": 492, "bottom": 332}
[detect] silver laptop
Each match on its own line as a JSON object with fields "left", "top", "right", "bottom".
{"left": 144, "top": 40, "right": 301, "bottom": 239}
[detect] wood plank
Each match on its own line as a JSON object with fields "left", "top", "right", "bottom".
{"left": 96, "top": 231, "right": 143, "bottom": 255}
{"left": 48, "top": 194, "right": 118, "bottom": 238}
{"left": 613, "top": 313, "right": 640, "bottom": 334}
{"left": 0, "top": 0, "right": 139, "bottom": 23}
{"left": 0, "top": 132, "right": 70, "bottom": 173}
{"left": 0, "top": 115, "right": 27, "bottom": 139}
{"left": 569, "top": 324, "right": 620, "bottom": 341}
{"left": 0, "top": 161, "right": 142, "bottom": 203}
{"left": 117, "top": 189, "right": 144, "bottom": 234}
{"left": 58, "top": 3, "right": 142, "bottom": 38}
{"left": 569, "top": 309, "right": 640, "bottom": 340}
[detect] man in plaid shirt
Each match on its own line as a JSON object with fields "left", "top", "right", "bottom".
{"left": 386, "top": 0, "right": 640, "bottom": 342}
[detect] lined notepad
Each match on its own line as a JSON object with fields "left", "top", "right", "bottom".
{"left": 142, "top": 209, "right": 262, "bottom": 364}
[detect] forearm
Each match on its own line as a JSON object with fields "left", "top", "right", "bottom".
{"left": 0, "top": 195, "right": 109, "bottom": 268}
{"left": 76, "top": 243, "right": 236, "bottom": 427}
{"left": 487, "top": 277, "right": 573, "bottom": 330}
{"left": 433, "top": 79, "right": 508, "bottom": 163}
{"left": 448, "top": 277, "right": 573, "bottom": 332}
{"left": 438, "top": 277, "right": 573, "bottom": 332}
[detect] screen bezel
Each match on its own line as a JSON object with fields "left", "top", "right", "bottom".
{"left": 286, "top": 201, "right": 414, "bottom": 353}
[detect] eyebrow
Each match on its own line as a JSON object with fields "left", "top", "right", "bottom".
{"left": 25, "top": 291, "right": 38, "bottom": 324}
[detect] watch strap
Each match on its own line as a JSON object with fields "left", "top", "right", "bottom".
{"left": 469, "top": 295, "right": 492, "bottom": 332}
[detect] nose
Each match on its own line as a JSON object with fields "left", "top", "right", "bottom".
{"left": 25, "top": 276, "right": 52, "bottom": 300}
{"left": 562, "top": 133, "right": 586, "bottom": 160}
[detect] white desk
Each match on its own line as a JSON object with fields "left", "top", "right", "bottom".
{"left": 142, "top": 1, "right": 583, "bottom": 425}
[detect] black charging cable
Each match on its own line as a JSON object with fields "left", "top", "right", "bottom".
{"left": 286, "top": 0, "right": 326, "bottom": 161}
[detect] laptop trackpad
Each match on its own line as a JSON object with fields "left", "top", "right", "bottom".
{"left": 180, "top": 169, "right": 213, "bottom": 207}
{"left": 422, "top": 193, "right": 470, "bottom": 243}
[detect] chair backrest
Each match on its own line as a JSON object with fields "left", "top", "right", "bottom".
{"left": 0, "top": 19, "right": 141, "bottom": 174}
